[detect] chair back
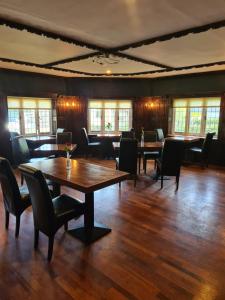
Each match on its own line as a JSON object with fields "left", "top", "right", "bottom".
{"left": 20, "top": 165, "right": 56, "bottom": 235}
{"left": 0, "top": 157, "right": 22, "bottom": 214}
{"left": 56, "top": 132, "right": 72, "bottom": 144}
{"left": 202, "top": 132, "right": 215, "bottom": 157}
{"left": 80, "top": 128, "right": 89, "bottom": 146}
{"left": 11, "top": 135, "right": 30, "bottom": 165}
{"left": 56, "top": 128, "right": 65, "bottom": 134}
{"left": 144, "top": 131, "right": 157, "bottom": 142}
{"left": 161, "top": 140, "right": 184, "bottom": 176}
{"left": 9, "top": 131, "right": 20, "bottom": 140}
{"left": 119, "top": 138, "right": 138, "bottom": 175}
{"left": 121, "top": 131, "right": 135, "bottom": 139}
{"left": 156, "top": 128, "right": 164, "bottom": 142}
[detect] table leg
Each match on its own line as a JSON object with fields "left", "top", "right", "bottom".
{"left": 68, "top": 192, "right": 111, "bottom": 244}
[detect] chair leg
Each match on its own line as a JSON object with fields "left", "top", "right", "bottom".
{"left": 143, "top": 158, "right": 146, "bottom": 174}
{"left": 161, "top": 176, "right": 163, "bottom": 189}
{"left": 48, "top": 236, "right": 54, "bottom": 262}
{"left": 34, "top": 229, "right": 39, "bottom": 249}
{"left": 5, "top": 210, "right": 9, "bottom": 229}
{"left": 138, "top": 156, "right": 141, "bottom": 174}
{"left": 119, "top": 181, "right": 121, "bottom": 188}
{"left": 176, "top": 175, "right": 180, "bottom": 191}
{"left": 154, "top": 160, "right": 157, "bottom": 169}
{"left": 134, "top": 175, "right": 137, "bottom": 187}
{"left": 64, "top": 222, "right": 68, "bottom": 231}
{"left": 21, "top": 174, "right": 24, "bottom": 186}
{"left": 15, "top": 216, "right": 20, "bottom": 238}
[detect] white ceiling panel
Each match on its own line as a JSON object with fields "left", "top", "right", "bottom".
{"left": 0, "top": 26, "right": 93, "bottom": 65}
{"left": 123, "top": 27, "right": 225, "bottom": 68}
{"left": 57, "top": 56, "right": 162, "bottom": 74}
{"left": 0, "top": 0, "right": 225, "bottom": 47}
{"left": 0, "top": 61, "right": 77, "bottom": 77}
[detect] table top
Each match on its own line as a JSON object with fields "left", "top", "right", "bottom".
{"left": 166, "top": 136, "right": 200, "bottom": 143}
{"left": 23, "top": 157, "right": 129, "bottom": 193}
{"left": 26, "top": 135, "right": 56, "bottom": 141}
{"left": 113, "top": 141, "right": 163, "bottom": 151}
{"left": 35, "top": 143, "right": 77, "bottom": 152}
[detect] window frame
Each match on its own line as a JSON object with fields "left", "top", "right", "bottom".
{"left": 7, "top": 97, "right": 53, "bottom": 136}
{"left": 171, "top": 97, "right": 221, "bottom": 136}
{"left": 88, "top": 99, "right": 133, "bottom": 134}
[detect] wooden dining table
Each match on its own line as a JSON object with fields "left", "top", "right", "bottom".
{"left": 112, "top": 141, "right": 163, "bottom": 152}
{"left": 24, "top": 157, "right": 129, "bottom": 244}
{"left": 34, "top": 143, "right": 77, "bottom": 156}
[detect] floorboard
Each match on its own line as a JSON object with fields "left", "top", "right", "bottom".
{"left": 0, "top": 159, "right": 225, "bottom": 300}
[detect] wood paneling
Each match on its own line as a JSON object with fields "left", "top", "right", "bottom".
{"left": 133, "top": 97, "right": 171, "bottom": 138}
{"left": 1, "top": 158, "right": 225, "bottom": 299}
{"left": 0, "top": 95, "right": 12, "bottom": 161}
{"left": 56, "top": 96, "right": 87, "bottom": 146}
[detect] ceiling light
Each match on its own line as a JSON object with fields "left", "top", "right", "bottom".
{"left": 106, "top": 70, "right": 112, "bottom": 75}
{"left": 93, "top": 54, "right": 120, "bottom": 66}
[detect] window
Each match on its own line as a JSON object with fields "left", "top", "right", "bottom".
{"left": 172, "top": 97, "right": 221, "bottom": 136}
{"left": 88, "top": 100, "right": 132, "bottom": 134}
{"left": 7, "top": 97, "right": 52, "bottom": 136}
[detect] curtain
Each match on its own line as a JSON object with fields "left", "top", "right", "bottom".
{"left": 0, "top": 95, "right": 12, "bottom": 161}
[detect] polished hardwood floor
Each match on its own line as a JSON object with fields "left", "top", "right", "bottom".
{"left": 0, "top": 159, "right": 225, "bottom": 300}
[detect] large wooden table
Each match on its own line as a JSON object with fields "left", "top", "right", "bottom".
{"left": 24, "top": 157, "right": 129, "bottom": 244}
{"left": 167, "top": 136, "right": 201, "bottom": 143}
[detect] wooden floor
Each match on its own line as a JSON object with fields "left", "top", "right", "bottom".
{"left": 0, "top": 159, "right": 225, "bottom": 300}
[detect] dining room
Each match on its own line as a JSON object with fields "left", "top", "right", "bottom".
{"left": 0, "top": 1, "right": 225, "bottom": 299}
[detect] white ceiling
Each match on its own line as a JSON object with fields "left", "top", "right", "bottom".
{"left": 0, "top": 0, "right": 225, "bottom": 78}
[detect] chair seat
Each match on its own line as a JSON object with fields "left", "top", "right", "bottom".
{"left": 189, "top": 147, "right": 202, "bottom": 153}
{"left": 88, "top": 142, "right": 101, "bottom": 147}
{"left": 143, "top": 151, "right": 160, "bottom": 159}
{"left": 53, "top": 194, "right": 85, "bottom": 226}
{"left": 18, "top": 186, "right": 31, "bottom": 210}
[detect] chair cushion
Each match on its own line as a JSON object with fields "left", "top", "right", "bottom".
{"left": 53, "top": 194, "right": 85, "bottom": 226}
{"left": 189, "top": 147, "right": 202, "bottom": 153}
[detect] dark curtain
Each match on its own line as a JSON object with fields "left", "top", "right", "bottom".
{"left": 133, "top": 96, "right": 171, "bottom": 138}
{"left": 56, "top": 96, "right": 87, "bottom": 148}
{"left": 0, "top": 95, "right": 12, "bottom": 161}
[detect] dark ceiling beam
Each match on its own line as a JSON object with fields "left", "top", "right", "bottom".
{"left": 0, "top": 17, "right": 106, "bottom": 52}
{"left": 44, "top": 52, "right": 100, "bottom": 67}
{"left": 1, "top": 57, "right": 225, "bottom": 77}
{"left": 111, "top": 19, "right": 225, "bottom": 52}
{"left": 116, "top": 52, "right": 172, "bottom": 69}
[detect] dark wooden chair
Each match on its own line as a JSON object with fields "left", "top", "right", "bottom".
{"left": 121, "top": 130, "right": 135, "bottom": 139}
{"left": 156, "top": 128, "right": 165, "bottom": 142}
{"left": 11, "top": 135, "right": 60, "bottom": 195}
{"left": 0, "top": 157, "right": 31, "bottom": 237}
{"left": 188, "top": 132, "right": 215, "bottom": 168}
{"left": 143, "top": 130, "right": 160, "bottom": 174}
{"left": 56, "top": 132, "right": 72, "bottom": 144}
{"left": 156, "top": 139, "right": 185, "bottom": 190}
{"left": 115, "top": 138, "right": 138, "bottom": 187}
{"left": 80, "top": 128, "right": 101, "bottom": 157}
{"left": 20, "top": 165, "right": 85, "bottom": 261}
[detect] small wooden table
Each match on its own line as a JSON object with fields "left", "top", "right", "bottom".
{"left": 35, "top": 144, "right": 77, "bottom": 152}
{"left": 166, "top": 136, "right": 201, "bottom": 143}
{"left": 112, "top": 141, "right": 163, "bottom": 152}
{"left": 24, "top": 158, "right": 129, "bottom": 244}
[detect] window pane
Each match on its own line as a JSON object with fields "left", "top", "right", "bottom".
{"left": 189, "top": 107, "right": 202, "bottom": 134}
{"left": 23, "top": 110, "right": 36, "bottom": 134}
{"left": 105, "top": 109, "right": 115, "bottom": 131}
{"left": 22, "top": 100, "right": 37, "bottom": 109}
{"left": 8, "top": 109, "right": 20, "bottom": 133}
{"left": 119, "top": 109, "right": 130, "bottom": 131}
{"left": 205, "top": 107, "right": 220, "bottom": 134}
{"left": 39, "top": 110, "right": 51, "bottom": 133}
{"left": 174, "top": 108, "right": 186, "bottom": 132}
{"left": 89, "top": 109, "right": 101, "bottom": 131}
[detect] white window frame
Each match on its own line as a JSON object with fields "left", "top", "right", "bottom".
{"left": 172, "top": 97, "right": 221, "bottom": 136}
{"left": 88, "top": 99, "right": 133, "bottom": 134}
{"left": 7, "top": 97, "right": 53, "bottom": 136}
